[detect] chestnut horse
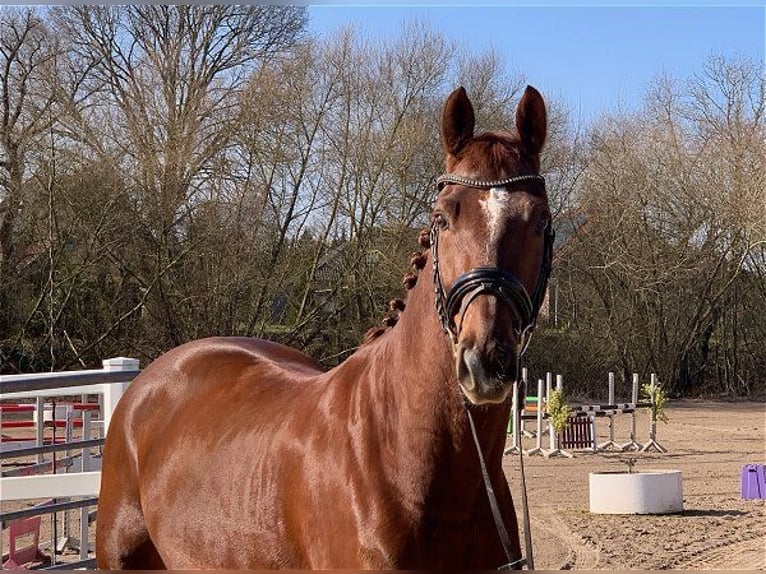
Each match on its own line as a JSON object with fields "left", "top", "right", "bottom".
{"left": 96, "top": 86, "right": 553, "bottom": 570}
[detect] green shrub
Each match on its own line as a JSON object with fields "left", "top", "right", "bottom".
{"left": 546, "top": 388, "right": 571, "bottom": 432}
{"left": 641, "top": 382, "right": 669, "bottom": 423}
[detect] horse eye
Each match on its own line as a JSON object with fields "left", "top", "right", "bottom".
{"left": 433, "top": 212, "right": 449, "bottom": 230}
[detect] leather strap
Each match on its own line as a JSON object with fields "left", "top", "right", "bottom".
{"left": 465, "top": 407, "right": 527, "bottom": 570}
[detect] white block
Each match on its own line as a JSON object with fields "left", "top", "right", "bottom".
{"left": 589, "top": 470, "right": 683, "bottom": 514}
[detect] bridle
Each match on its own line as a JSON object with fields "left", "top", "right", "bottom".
{"left": 430, "top": 173, "right": 555, "bottom": 356}
{"left": 431, "top": 172, "right": 555, "bottom": 571}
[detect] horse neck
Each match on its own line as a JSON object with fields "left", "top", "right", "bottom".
{"left": 356, "top": 258, "right": 512, "bottom": 506}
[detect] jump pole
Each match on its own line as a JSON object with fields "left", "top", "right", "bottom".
{"left": 525, "top": 379, "right": 545, "bottom": 456}
{"left": 597, "top": 372, "right": 620, "bottom": 450}
{"left": 620, "top": 373, "right": 642, "bottom": 451}
{"left": 520, "top": 368, "right": 535, "bottom": 439}
{"left": 544, "top": 372, "right": 552, "bottom": 439}
{"left": 641, "top": 373, "right": 667, "bottom": 453}
{"left": 504, "top": 381, "right": 522, "bottom": 455}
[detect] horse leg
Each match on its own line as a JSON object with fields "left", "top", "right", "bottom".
{"left": 96, "top": 433, "right": 166, "bottom": 569}
{"left": 95, "top": 490, "right": 166, "bottom": 569}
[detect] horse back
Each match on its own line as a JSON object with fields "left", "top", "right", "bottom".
{"left": 112, "top": 336, "right": 320, "bottom": 437}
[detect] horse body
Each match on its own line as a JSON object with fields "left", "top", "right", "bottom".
{"left": 98, "top": 292, "right": 515, "bottom": 568}
{"left": 97, "top": 85, "right": 549, "bottom": 569}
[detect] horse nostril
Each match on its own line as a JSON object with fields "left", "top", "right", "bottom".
{"left": 456, "top": 345, "right": 471, "bottom": 390}
{"left": 492, "top": 340, "right": 515, "bottom": 380}
{"left": 456, "top": 344, "right": 484, "bottom": 392}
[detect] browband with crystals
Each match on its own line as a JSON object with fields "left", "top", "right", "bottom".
{"left": 436, "top": 173, "right": 545, "bottom": 191}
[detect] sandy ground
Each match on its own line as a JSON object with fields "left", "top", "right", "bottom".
{"left": 504, "top": 400, "right": 766, "bottom": 570}
{"left": 3, "top": 401, "right": 765, "bottom": 570}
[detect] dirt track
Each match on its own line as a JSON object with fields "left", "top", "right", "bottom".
{"left": 503, "top": 400, "right": 766, "bottom": 570}
{"left": 4, "top": 401, "right": 764, "bottom": 569}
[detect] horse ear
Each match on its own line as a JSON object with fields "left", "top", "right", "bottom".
{"left": 441, "top": 86, "right": 475, "bottom": 157}
{"left": 515, "top": 85, "right": 547, "bottom": 156}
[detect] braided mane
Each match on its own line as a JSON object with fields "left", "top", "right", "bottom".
{"left": 361, "top": 227, "right": 432, "bottom": 345}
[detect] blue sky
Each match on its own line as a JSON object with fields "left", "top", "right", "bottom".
{"left": 308, "top": 4, "right": 765, "bottom": 124}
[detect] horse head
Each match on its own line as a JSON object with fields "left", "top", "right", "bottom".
{"left": 432, "top": 86, "right": 553, "bottom": 405}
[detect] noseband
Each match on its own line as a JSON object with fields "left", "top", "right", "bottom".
{"left": 431, "top": 173, "right": 555, "bottom": 356}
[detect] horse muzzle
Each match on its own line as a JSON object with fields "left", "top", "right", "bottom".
{"left": 456, "top": 338, "right": 517, "bottom": 405}
{"left": 445, "top": 268, "right": 531, "bottom": 405}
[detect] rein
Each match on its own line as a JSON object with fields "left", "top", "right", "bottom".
{"left": 465, "top": 406, "right": 529, "bottom": 570}
{"left": 433, "top": 172, "right": 554, "bottom": 570}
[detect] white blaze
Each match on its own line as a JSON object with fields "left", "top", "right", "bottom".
{"left": 480, "top": 187, "right": 510, "bottom": 251}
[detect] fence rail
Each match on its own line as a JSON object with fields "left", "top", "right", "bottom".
{"left": 46, "top": 558, "right": 98, "bottom": 570}
{"left": 1, "top": 358, "right": 140, "bottom": 570}
{"left": 1, "top": 498, "right": 99, "bottom": 526}
{"left": 1, "top": 438, "right": 105, "bottom": 460}
{"left": 0, "top": 369, "right": 141, "bottom": 395}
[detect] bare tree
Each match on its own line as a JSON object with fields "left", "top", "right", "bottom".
{"left": 50, "top": 5, "right": 307, "bottom": 349}
{"left": 551, "top": 55, "right": 765, "bottom": 396}
{"left": 0, "top": 8, "right": 59, "bottom": 269}
{"left": 0, "top": 8, "right": 65, "bottom": 371}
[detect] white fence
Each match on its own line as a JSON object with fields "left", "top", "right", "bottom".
{"left": 1, "top": 357, "right": 139, "bottom": 435}
{"left": 1, "top": 357, "right": 140, "bottom": 569}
